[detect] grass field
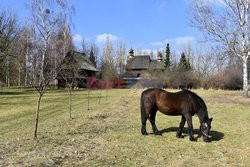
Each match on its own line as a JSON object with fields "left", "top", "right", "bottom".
{"left": 0, "top": 88, "right": 250, "bottom": 166}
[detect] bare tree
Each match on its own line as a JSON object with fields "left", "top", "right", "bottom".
{"left": 0, "top": 11, "right": 19, "bottom": 87}
{"left": 81, "top": 38, "right": 89, "bottom": 55}
{"left": 58, "top": 51, "right": 80, "bottom": 118}
{"left": 181, "top": 42, "right": 195, "bottom": 68}
{"left": 29, "top": 0, "right": 73, "bottom": 138}
{"left": 101, "top": 34, "right": 117, "bottom": 79}
{"left": 116, "top": 41, "right": 126, "bottom": 77}
{"left": 13, "top": 25, "right": 35, "bottom": 87}
{"left": 50, "top": 23, "right": 74, "bottom": 86}
{"left": 191, "top": 0, "right": 250, "bottom": 97}
{"left": 194, "top": 48, "right": 217, "bottom": 78}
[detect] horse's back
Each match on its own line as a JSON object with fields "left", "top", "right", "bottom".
{"left": 141, "top": 88, "right": 194, "bottom": 116}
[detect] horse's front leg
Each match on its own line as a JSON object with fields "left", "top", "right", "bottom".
{"left": 176, "top": 116, "right": 186, "bottom": 138}
{"left": 184, "top": 114, "right": 196, "bottom": 141}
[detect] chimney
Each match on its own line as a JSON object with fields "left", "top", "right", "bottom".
{"left": 157, "top": 51, "right": 163, "bottom": 62}
{"left": 128, "top": 48, "right": 134, "bottom": 59}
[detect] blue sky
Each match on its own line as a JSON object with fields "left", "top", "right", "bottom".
{"left": 1, "top": 0, "right": 201, "bottom": 53}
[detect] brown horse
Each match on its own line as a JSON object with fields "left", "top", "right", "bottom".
{"left": 140, "top": 88, "right": 213, "bottom": 142}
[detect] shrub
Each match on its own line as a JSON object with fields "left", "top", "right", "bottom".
{"left": 223, "top": 67, "right": 242, "bottom": 90}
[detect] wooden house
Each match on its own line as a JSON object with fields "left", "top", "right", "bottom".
{"left": 57, "top": 51, "right": 98, "bottom": 88}
{"left": 124, "top": 49, "right": 165, "bottom": 78}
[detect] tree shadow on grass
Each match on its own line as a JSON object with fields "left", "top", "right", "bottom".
{"left": 0, "top": 92, "right": 25, "bottom": 95}
{"left": 158, "top": 127, "right": 224, "bottom": 142}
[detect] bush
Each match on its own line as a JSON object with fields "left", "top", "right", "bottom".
{"left": 204, "top": 74, "right": 224, "bottom": 89}
{"left": 139, "top": 62, "right": 243, "bottom": 90}
{"left": 0, "top": 80, "right": 5, "bottom": 88}
{"left": 164, "top": 65, "right": 200, "bottom": 89}
{"left": 201, "top": 64, "right": 242, "bottom": 90}
{"left": 140, "top": 67, "right": 199, "bottom": 89}
{"left": 223, "top": 67, "right": 242, "bottom": 90}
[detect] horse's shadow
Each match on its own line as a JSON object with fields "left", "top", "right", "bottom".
{"left": 158, "top": 127, "right": 224, "bottom": 141}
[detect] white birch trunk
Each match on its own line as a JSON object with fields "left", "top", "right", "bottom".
{"left": 25, "top": 37, "right": 29, "bottom": 87}
{"left": 242, "top": 56, "right": 248, "bottom": 97}
{"left": 40, "top": 44, "right": 46, "bottom": 81}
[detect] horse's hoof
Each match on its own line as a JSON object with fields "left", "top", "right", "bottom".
{"left": 154, "top": 131, "right": 162, "bottom": 136}
{"left": 176, "top": 134, "right": 184, "bottom": 138}
{"left": 189, "top": 137, "right": 196, "bottom": 142}
{"left": 141, "top": 132, "right": 148, "bottom": 135}
{"left": 204, "top": 138, "right": 210, "bottom": 142}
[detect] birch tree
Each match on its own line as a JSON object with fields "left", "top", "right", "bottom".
{"left": 0, "top": 11, "right": 18, "bottom": 87}
{"left": 191, "top": 0, "right": 250, "bottom": 97}
{"left": 14, "top": 26, "right": 35, "bottom": 86}
{"left": 29, "top": 0, "right": 73, "bottom": 138}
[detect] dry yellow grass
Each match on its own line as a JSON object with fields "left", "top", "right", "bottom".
{"left": 0, "top": 88, "right": 250, "bottom": 166}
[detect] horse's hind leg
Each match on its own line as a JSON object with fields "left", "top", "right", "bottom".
{"left": 176, "top": 116, "right": 185, "bottom": 138}
{"left": 149, "top": 109, "right": 161, "bottom": 135}
{"left": 141, "top": 109, "right": 148, "bottom": 135}
{"left": 141, "top": 101, "right": 149, "bottom": 135}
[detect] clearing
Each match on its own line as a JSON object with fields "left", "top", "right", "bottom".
{"left": 0, "top": 88, "right": 250, "bottom": 166}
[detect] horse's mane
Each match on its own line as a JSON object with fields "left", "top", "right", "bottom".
{"left": 182, "top": 89, "right": 208, "bottom": 122}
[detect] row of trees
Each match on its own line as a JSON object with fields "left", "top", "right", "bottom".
{"left": 1, "top": 0, "right": 248, "bottom": 98}
{"left": 0, "top": 0, "right": 78, "bottom": 138}
{"left": 149, "top": 43, "right": 243, "bottom": 90}
{"left": 0, "top": 0, "right": 129, "bottom": 138}
{"left": 190, "top": 0, "right": 249, "bottom": 97}
{"left": 0, "top": 6, "right": 246, "bottom": 92}
{"left": 0, "top": 8, "right": 74, "bottom": 88}
{"left": 148, "top": 0, "right": 249, "bottom": 97}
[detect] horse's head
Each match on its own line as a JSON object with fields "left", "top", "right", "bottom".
{"left": 201, "top": 117, "right": 213, "bottom": 142}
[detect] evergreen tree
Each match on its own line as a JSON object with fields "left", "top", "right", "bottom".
{"left": 179, "top": 52, "right": 191, "bottom": 71}
{"left": 186, "top": 57, "right": 191, "bottom": 71}
{"left": 89, "top": 46, "right": 96, "bottom": 67}
{"left": 164, "top": 43, "right": 171, "bottom": 69}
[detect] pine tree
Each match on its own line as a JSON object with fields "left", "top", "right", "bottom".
{"left": 179, "top": 52, "right": 191, "bottom": 71}
{"left": 164, "top": 43, "right": 171, "bottom": 69}
{"left": 186, "top": 57, "right": 191, "bottom": 71}
{"left": 89, "top": 46, "right": 96, "bottom": 68}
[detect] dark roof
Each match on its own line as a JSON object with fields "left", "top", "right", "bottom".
{"left": 122, "top": 71, "right": 138, "bottom": 78}
{"left": 150, "top": 60, "right": 165, "bottom": 69}
{"left": 129, "top": 48, "right": 134, "bottom": 54}
{"left": 61, "top": 51, "right": 98, "bottom": 72}
{"left": 73, "top": 51, "right": 98, "bottom": 71}
{"left": 126, "top": 55, "right": 164, "bottom": 70}
{"left": 127, "top": 56, "right": 150, "bottom": 69}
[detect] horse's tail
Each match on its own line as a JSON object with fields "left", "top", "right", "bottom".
{"left": 140, "top": 92, "right": 146, "bottom": 124}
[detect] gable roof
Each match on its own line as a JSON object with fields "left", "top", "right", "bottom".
{"left": 126, "top": 55, "right": 164, "bottom": 70}
{"left": 73, "top": 51, "right": 98, "bottom": 71}
{"left": 61, "top": 51, "right": 98, "bottom": 72}
{"left": 127, "top": 55, "right": 151, "bottom": 69}
{"left": 150, "top": 60, "right": 165, "bottom": 69}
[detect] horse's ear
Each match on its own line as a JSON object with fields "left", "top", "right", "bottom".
{"left": 209, "top": 117, "right": 213, "bottom": 122}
